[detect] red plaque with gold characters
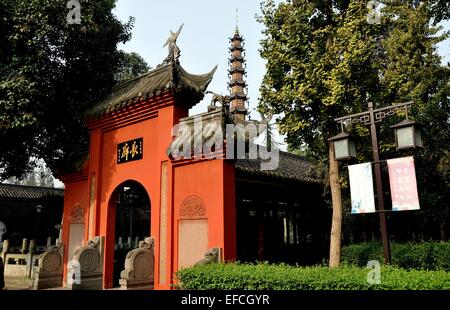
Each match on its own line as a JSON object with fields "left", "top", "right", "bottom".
{"left": 117, "top": 138, "right": 143, "bottom": 164}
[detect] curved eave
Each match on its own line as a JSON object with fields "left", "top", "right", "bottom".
{"left": 228, "top": 79, "right": 247, "bottom": 87}
{"left": 84, "top": 62, "right": 217, "bottom": 121}
{"left": 230, "top": 106, "right": 248, "bottom": 113}
{"left": 228, "top": 67, "right": 246, "bottom": 74}
{"left": 229, "top": 36, "right": 244, "bottom": 42}
{"left": 229, "top": 46, "right": 244, "bottom": 51}
{"left": 229, "top": 56, "right": 246, "bottom": 62}
{"left": 230, "top": 92, "right": 247, "bottom": 100}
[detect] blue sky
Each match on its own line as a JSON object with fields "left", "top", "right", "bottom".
{"left": 114, "top": 0, "right": 450, "bottom": 122}
{"left": 114, "top": 0, "right": 275, "bottom": 119}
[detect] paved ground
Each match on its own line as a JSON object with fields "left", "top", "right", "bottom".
{"left": 4, "top": 277, "right": 33, "bottom": 290}
{"left": 4, "top": 278, "right": 130, "bottom": 290}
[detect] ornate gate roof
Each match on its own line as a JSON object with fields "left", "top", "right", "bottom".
{"left": 85, "top": 62, "right": 217, "bottom": 120}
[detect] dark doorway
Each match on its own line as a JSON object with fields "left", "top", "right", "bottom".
{"left": 112, "top": 180, "right": 150, "bottom": 287}
{"left": 236, "top": 177, "right": 329, "bottom": 266}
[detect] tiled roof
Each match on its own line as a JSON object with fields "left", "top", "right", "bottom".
{"left": 0, "top": 184, "right": 64, "bottom": 201}
{"left": 85, "top": 61, "right": 217, "bottom": 120}
{"left": 235, "top": 150, "right": 324, "bottom": 184}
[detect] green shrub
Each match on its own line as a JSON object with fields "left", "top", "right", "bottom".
{"left": 342, "top": 241, "right": 450, "bottom": 271}
{"left": 175, "top": 263, "right": 450, "bottom": 290}
{"left": 341, "top": 241, "right": 383, "bottom": 266}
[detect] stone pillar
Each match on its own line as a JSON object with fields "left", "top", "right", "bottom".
{"left": 119, "top": 237, "right": 155, "bottom": 290}
{"left": 21, "top": 238, "right": 29, "bottom": 254}
{"left": 27, "top": 240, "right": 37, "bottom": 278}
{"left": 29, "top": 240, "right": 36, "bottom": 255}
{"left": 1, "top": 240, "right": 8, "bottom": 262}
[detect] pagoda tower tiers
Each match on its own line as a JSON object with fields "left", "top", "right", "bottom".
{"left": 228, "top": 26, "right": 248, "bottom": 122}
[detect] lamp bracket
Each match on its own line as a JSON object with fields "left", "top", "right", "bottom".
{"left": 334, "top": 101, "right": 413, "bottom": 127}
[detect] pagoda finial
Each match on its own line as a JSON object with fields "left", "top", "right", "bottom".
{"left": 235, "top": 8, "right": 239, "bottom": 34}
{"left": 163, "top": 23, "right": 184, "bottom": 64}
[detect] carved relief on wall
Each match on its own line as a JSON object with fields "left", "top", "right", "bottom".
{"left": 71, "top": 203, "right": 85, "bottom": 223}
{"left": 180, "top": 195, "right": 206, "bottom": 219}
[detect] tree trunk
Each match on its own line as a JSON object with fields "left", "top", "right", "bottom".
{"left": 328, "top": 141, "right": 343, "bottom": 268}
{"left": 440, "top": 221, "right": 448, "bottom": 241}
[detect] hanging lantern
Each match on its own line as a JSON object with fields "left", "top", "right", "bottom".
{"left": 390, "top": 119, "right": 423, "bottom": 150}
{"left": 328, "top": 132, "right": 356, "bottom": 160}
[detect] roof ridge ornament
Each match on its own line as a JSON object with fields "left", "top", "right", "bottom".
{"left": 235, "top": 8, "right": 239, "bottom": 34}
{"left": 163, "top": 23, "right": 184, "bottom": 64}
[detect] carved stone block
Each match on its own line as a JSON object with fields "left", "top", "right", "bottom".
{"left": 32, "top": 243, "right": 64, "bottom": 290}
{"left": 194, "top": 248, "right": 222, "bottom": 266}
{"left": 119, "top": 237, "right": 154, "bottom": 290}
{"left": 66, "top": 236, "right": 104, "bottom": 290}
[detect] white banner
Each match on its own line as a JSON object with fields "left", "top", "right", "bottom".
{"left": 348, "top": 163, "right": 376, "bottom": 214}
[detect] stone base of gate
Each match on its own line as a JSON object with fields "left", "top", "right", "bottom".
{"left": 32, "top": 242, "right": 64, "bottom": 290}
{"left": 119, "top": 237, "right": 154, "bottom": 290}
{"left": 66, "top": 236, "right": 104, "bottom": 290}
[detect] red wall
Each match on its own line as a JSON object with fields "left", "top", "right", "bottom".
{"left": 60, "top": 91, "right": 236, "bottom": 289}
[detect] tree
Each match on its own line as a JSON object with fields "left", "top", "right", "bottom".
{"left": 6, "top": 158, "right": 55, "bottom": 187}
{"left": 115, "top": 51, "right": 150, "bottom": 84}
{"left": 380, "top": 1, "right": 450, "bottom": 241}
{"left": 430, "top": 0, "right": 450, "bottom": 23}
{"left": 258, "top": 0, "right": 449, "bottom": 265}
{"left": 258, "top": 0, "right": 385, "bottom": 267}
{"left": 0, "top": 0, "right": 134, "bottom": 180}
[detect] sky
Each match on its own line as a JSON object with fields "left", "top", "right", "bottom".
{"left": 113, "top": 0, "right": 450, "bottom": 110}
{"left": 31, "top": 0, "right": 450, "bottom": 187}
{"left": 112, "top": 0, "right": 450, "bottom": 141}
{"left": 113, "top": 0, "right": 278, "bottom": 120}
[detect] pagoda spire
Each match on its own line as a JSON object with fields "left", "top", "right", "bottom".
{"left": 228, "top": 16, "right": 248, "bottom": 122}
{"left": 235, "top": 8, "right": 239, "bottom": 35}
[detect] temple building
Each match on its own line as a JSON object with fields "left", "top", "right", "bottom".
{"left": 0, "top": 184, "right": 63, "bottom": 247}
{"left": 59, "top": 25, "right": 328, "bottom": 290}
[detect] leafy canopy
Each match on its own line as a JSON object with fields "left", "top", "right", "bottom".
{"left": 258, "top": 0, "right": 449, "bottom": 236}
{"left": 0, "top": 0, "right": 148, "bottom": 180}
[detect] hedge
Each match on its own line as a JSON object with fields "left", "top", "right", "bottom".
{"left": 175, "top": 263, "right": 450, "bottom": 290}
{"left": 341, "top": 241, "right": 450, "bottom": 271}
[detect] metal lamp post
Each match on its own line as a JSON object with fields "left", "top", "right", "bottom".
{"left": 329, "top": 101, "right": 421, "bottom": 264}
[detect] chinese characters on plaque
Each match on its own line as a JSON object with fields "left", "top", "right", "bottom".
{"left": 117, "top": 138, "right": 143, "bottom": 164}
{"left": 387, "top": 156, "right": 420, "bottom": 211}
{"left": 347, "top": 156, "right": 420, "bottom": 214}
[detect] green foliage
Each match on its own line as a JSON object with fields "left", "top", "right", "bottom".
{"left": 429, "top": 0, "right": 450, "bottom": 23}
{"left": 176, "top": 262, "right": 450, "bottom": 290}
{"left": 258, "top": 0, "right": 450, "bottom": 238}
{"left": 341, "top": 241, "right": 384, "bottom": 266}
{"left": 115, "top": 51, "right": 150, "bottom": 84}
{"left": 341, "top": 241, "right": 450, "bottom": 271}
{"left": 0, "top": 0, "right": 139, "bottom": 179}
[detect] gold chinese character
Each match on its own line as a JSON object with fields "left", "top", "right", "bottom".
{"left": 130, "top": 141, "right": 139, "bottom": 158}
{"left": 121, "top": 143, "right": 129, "bottom": 161}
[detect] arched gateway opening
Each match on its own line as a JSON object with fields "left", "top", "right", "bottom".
{"left": 109, "top": 180, "right": 151, "bottom": 288}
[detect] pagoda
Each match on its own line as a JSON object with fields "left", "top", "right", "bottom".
{"left": 228, "top": 26, "right": 248, "bottom": 122}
